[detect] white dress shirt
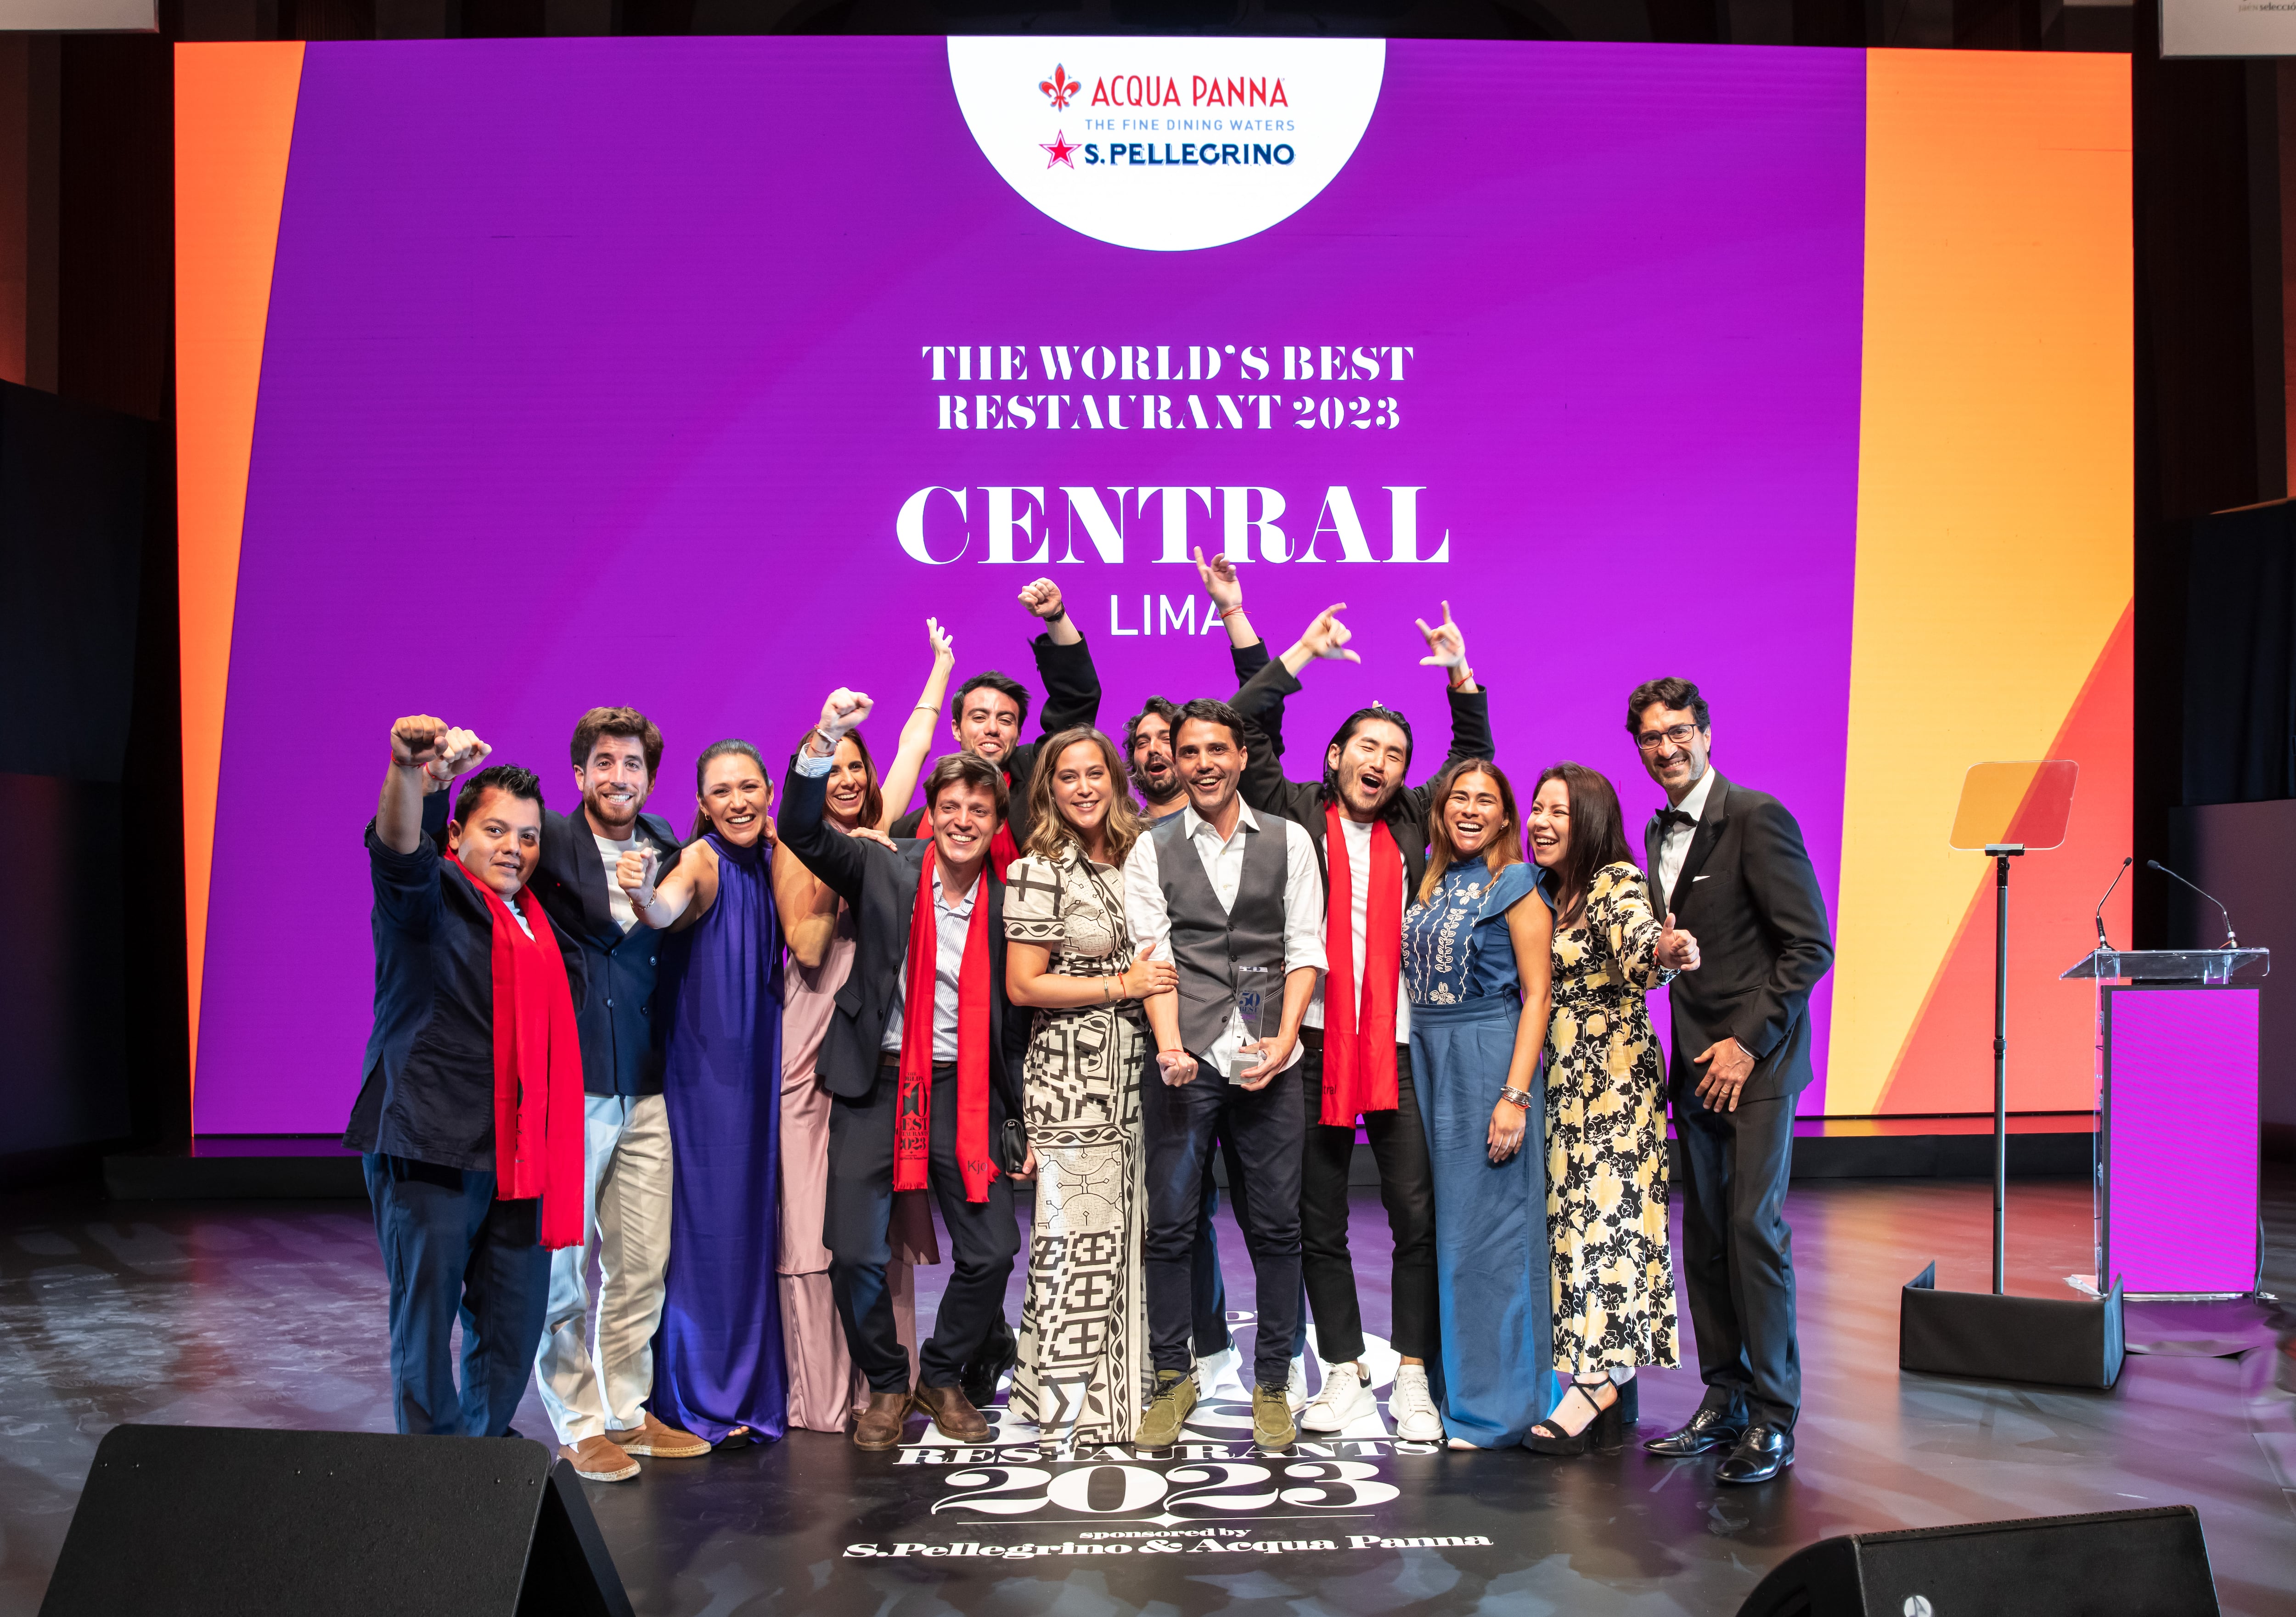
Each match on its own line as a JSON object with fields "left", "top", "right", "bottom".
{"left": 1122, "top": 797, "right": 1327, "bottom": 1074}
{"left": 1303, "top": 814, "right": 1411, "bottom": 1043}
{"left": 1655, "top": 767, "right": 1720, "bottom": 908}
{"left": 879, "top": 862, "right": 978, "bottom": 1062}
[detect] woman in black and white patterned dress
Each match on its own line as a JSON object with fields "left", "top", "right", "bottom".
{"left": 1003, "top": 727, "right": 1178, "bottom": 1450}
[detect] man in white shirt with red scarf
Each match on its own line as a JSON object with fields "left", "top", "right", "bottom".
{"left": 1228, "top": 601, "right": 1495, "bottom": 1443}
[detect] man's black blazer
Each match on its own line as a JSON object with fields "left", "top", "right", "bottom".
{"left": 891, "top": 630, "right": 1101, "bottom": 845}
{"left": 1231, "top": 657, "right": 1495, "bottom": 896}
{"left": 781, "top": 759, "right": 1025, "bottom": 1119}
{"left": 1642, "top": 772, "right": 1834, "bottom": 1104}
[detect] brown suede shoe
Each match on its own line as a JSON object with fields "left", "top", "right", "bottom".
{"left": 606, "top": 1411, "right": 710, "bottom": 1459}
{"left": 912, "top": 1381, "right": 990, "bottom": 1443}
{"left": 852, "top": 1388, "right": 912, "bottom": 1451}
{"left": 560, "top": 1435, "right": 639, "bottom": 1482}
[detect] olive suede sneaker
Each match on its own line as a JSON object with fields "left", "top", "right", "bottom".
{"left": 1134, "top": 1371, "right": 1197, "bottom": 1449}
{"left": 1253, "top": 1385, "right": 1297, "bottom": 1449}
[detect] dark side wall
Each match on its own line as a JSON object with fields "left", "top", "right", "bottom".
{"left": 0, "top": 381, "right": 160, "bottom": 1183}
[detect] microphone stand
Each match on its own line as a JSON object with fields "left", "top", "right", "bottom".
{"left": 2145, "top": 861, "right": 2237, "bottom": 948}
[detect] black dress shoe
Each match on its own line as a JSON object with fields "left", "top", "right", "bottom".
{"left": 1643, "top": 1402, "right": 1745, "bottom": 1457}
{"left": 1715, "top": 1421, "right": 1794, "bottom": 1484}
{"left": 961, "top": 1320, "right": 1018, "bottom": 1410}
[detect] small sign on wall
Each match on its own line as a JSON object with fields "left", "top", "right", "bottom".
{"left": 2165, "top": 0, "right": 2296, "bottom": 55}
{"left": 0, "top": 0, "right": 155, "bottom": 27}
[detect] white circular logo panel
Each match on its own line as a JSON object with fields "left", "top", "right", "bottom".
{"left": 947, "top": 36, "right": 1387, "bottom": 253}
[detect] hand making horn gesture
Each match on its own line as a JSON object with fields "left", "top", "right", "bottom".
{"left": 1415, "top": 600, "right": 1473, "bottom": 687}
{"left": 1298, "top": 603, "right": 1360, "bottom": 664}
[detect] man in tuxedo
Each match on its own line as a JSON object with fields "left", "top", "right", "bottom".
{"left": 1632, "top": 678, "right": 1833, "bottom": 1485}
{"left": 780, "top": 691, "right": 1027, "bottom": 1450}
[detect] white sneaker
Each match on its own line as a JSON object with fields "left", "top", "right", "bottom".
{"left": 1287, "top": 1354, "right": 1309, "bottom": 1410}
{"left": 1389, "top": 1363, "right": 1444, "bottom": 1441}
{"left": 1193, "top": 1346, "right": 1241, "bottom": 1400}
{"left": 1299, "top": 1361, "right": 1377, "bottom": 1433}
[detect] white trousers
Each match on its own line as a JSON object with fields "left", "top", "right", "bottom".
{"left": 535, "top": 1093, "right": 674, "bottom": 1444}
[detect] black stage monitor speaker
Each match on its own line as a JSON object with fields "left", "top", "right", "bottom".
{"left": 1736, "top": 1505, "right": 2218, "bottom": 1617}
{"left": 38, "top": 1424, "right": 634, "bottom": 1617}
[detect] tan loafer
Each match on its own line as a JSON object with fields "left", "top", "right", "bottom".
{"left": 912, "top": 1382, "right": 990, "bottom": 1443}
{"left": 606, "top": 1411, "right": 710, "bottom": 1459}
{"left": 560, "top": 1435, "right": 639, "bottom": 1482}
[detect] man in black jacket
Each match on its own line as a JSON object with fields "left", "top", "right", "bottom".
{"left": 889, "top": 577, "right": 1100, "bottom": 859}
{"left": 781, "top": 690, "right": 1028, "bottom": 1451}
{"left": 1228, "top": 600, "right": 1494, "bottom": 1442}
{"left": 1630, "top": 677, "right": 1833, "bottom": 1485}
{"left": 353, "top": 721, "right": 586, "bottom": 1441}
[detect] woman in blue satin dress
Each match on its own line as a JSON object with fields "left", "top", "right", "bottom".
{"left": 1403, "top": 758, "right": 1555, "bottom": 1448}
{"left": 618, "top": 738, "right": 788, "bottom": 1444}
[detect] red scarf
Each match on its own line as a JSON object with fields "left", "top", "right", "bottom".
{"left": 1320, "top": 804, "right": 1403, "bottom": 1126}
{"left": 989, "top": 820, "right": 1020, "bottom": 882}
{"left": 896, "top": 860, "right": 997, "bottom": 1200}
{"left": 451, "top": 857, "right": 585, "bottom": 1250}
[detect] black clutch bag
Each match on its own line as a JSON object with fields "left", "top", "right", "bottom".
{"left": 996, "top": 1116, "right": 1030, "bottom": 1176}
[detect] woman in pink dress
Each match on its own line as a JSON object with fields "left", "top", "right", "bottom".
{"left": 769, "top": 620, "right": 954, "bottom": 1432}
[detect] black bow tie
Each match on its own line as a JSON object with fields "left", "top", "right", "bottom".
{"left": 1659, "top": 809, "right": 1697, "bottom": 830}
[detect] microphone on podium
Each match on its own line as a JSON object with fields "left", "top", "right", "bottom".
{"left": 2093, "top": 855, "right": 2131, "bottom": 950}
{"left": 2146, "top": 859, "right": 2238, "bottom": 948}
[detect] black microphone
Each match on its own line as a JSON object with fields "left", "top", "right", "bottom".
{"left": 2093, "top": 855, "right": 2132, "bottom": 950}
{"left": 2146, "top": 860, "right": 2238, "bottom": 948}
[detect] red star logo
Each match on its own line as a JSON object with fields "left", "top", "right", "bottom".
{"left": 1041, "top": 130, "right": 1078, "bottom": 169}
{"left": 1040, "top": 65, "right": 1079, "bottom": 109}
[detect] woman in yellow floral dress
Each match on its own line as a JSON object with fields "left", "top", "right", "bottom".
{"left": 1524, "top": 762, "right": 1685, "bottom": 1454}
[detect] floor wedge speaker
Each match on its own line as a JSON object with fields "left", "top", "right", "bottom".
{"left": 1736, "top": 1505, "right": 2218, "bottom": 1617}
{"left": 38, "top": 1424, "right": 634, "bottom": 1617}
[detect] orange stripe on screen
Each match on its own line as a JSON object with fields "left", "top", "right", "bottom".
{"left": 1832, "top": 49, "right": 2132, "bottom": 1115}
{"left": 176, "top": 41, "right": 305, "bottom": 1115}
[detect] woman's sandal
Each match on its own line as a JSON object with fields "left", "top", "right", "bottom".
{"left": 1525, "top": 1378, "right": 1623, "bottom": 1456}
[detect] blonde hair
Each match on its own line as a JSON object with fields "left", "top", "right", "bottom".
{"left": 1025, "top": 727, "right": 1144, "bottom": 868}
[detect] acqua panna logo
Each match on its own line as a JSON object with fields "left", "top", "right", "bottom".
{"left": 948, "top": 37, "right": 1386, "bottom": 253}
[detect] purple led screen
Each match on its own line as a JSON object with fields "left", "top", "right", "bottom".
{"left": 196, "top": 38, "right": 1865, "bottom": 1132}
{"left": 2105, "top": 987, "right": 2260, "bottom": 1295}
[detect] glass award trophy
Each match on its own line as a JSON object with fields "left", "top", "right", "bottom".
{"left": 1228, "top": 965, "right": 1274, "bottom": 1083}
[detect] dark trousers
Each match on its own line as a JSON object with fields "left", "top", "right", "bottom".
{"left": 362, "top": 1153, "right": 549, "bottom": 1438}
{"left": 1672, "top": 1089, "right": 1800, "bottom": 1428}
{"left": 1188, "top": 1139, "right": 1309, "bottom": 1359}
{"left": 1145, "top": 1059, "right": 1304, "bottom": 1390}
{"left": 827, "top": 1062, "right": 1019, "bottom": 1394}
{"left": 1297, "top": 1028, "right": 1438, "bottom": 1363}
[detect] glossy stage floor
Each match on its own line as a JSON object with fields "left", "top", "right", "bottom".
{"left": 2, "top": 1173, "right": 2292, "bottom": 1617}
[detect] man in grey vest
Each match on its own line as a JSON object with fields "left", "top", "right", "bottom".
{"left": 1123, "top": 697, "right": 1325, "bottom": 1451}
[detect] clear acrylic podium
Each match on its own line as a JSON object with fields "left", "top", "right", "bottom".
{"left": 2060, "top": 947, "right": 2267, "bottom": 1300}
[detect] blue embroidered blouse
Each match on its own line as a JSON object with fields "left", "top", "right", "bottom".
{"left": 1403, "top": 857, "right": 1545, "bottom": 1007}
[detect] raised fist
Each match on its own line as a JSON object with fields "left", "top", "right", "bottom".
{"left": 615, "top": 846, "right": 659, "bottom": 907}
{"left": 817, "top": 688, "right": 873, "bottom": 745}
{"left": 391, "top": 716, "right": 490, "bottom": 783}
{"left": 1018, "top": 578, "right": 1066, "bottom": 622}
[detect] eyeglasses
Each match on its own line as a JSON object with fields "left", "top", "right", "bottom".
{"left": 1634, "top": 723, "right": 1702, "bottom": 752}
